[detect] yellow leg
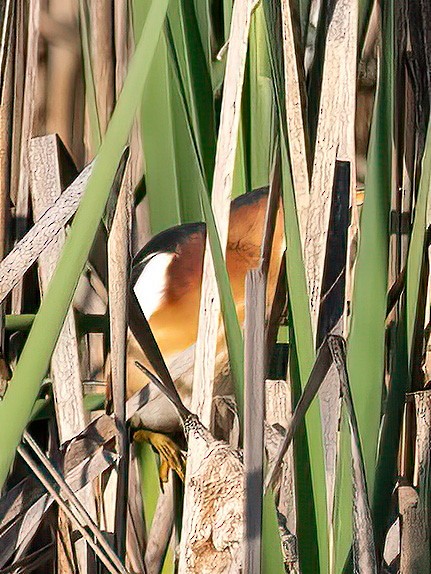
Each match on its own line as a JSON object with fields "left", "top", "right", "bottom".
{"left": 133, "top": 429, "right": 185, "bottom": 483}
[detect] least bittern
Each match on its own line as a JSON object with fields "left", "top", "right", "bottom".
{"left": 127, "top": 187, "right": 284, "bottom": 481}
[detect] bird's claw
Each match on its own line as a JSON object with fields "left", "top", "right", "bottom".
{"left": 133, "top": 429, "right": 186, "bottom": 483}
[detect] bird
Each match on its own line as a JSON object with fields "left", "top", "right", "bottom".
{"left": 126, "top": 186, "right": 285, "bottom": 481}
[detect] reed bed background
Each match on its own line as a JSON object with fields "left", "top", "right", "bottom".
{"left": 0, "top": 0, "right": 430, "bottom": 573}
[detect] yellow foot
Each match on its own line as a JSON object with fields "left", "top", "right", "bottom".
{"left": 133, "top": 429, "right": 185, "bottom": 483}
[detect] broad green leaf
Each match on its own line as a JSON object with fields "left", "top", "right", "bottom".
{"left": 248, "top": 3, "right": 275, "bottom": 190}
{"left": 168, "top": 70, "right": 205, "bottom": 222}
{"left": 232, "top": 119, "right": 248, "bottom": 198}
{"left": 358, "top": 0, "right": 375, "bottom": 49}
{"left": 347, "top": 0, "right": 393, "bottom": 495}
{"left": 192, "top": 0, "right": 212, "bottom": 67}
{"left": 293, "top": 0, "right": 312, "bottom": 48}
{"left": 281, "top": 141, "right": 328, "bottom": 574}
{"left": 340, "top": 0, "right": 394, "bottom": 568}
{"left": 139, "top": 442, "right": 160, "bottom": 525}
{"left": 223, "top": 0, "right": 233, "bottom": 39}
{"left": 134, "top": 1, "right": 216, "bottom": 231}
{"left": 192, "top": 0, "right": 227, "bottom": 92}
{"left": 406, "top": 121, "right": 431, "bottom": 357}
{"left": 262, "top": 491, "right": 287, "bottom": 574}
{"left": 138, "top": 443, "right": 174, "bottom": 573}
{"left": 166, "top": 1, "right": 216, "bottom": 187}
{"left": 139, "top": 28, "right": 182, "bottom": 232}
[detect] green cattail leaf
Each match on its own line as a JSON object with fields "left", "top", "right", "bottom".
{"left": 339, "top": 0, "right": 394, "bottom": 568}
{"left": 406, "top": 121, "right": 431, "bottom": 357}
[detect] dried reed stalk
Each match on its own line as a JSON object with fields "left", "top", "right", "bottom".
{"left": 88, "top": 0, "right": 114, "bottom": 134}
{"left": 399, "top": 390, "right": 431, "bottom": 573}
{"left": 29, "top": 134, "right": 96, "bottom": 574}
{"left": 43, "top": 0, "right": 81, "bottom": 158}
{"left": 280, "top": 0, "right": 310, "bottom": 242}
{"left": 11, "top": 0, "right": 40, "bottom": 313}
{"left": 29, "top": 135, "right": 87, "bottom": 443}
{"left": 303, "top": 0, "right": 357, "bottom": 336}
{"left": 179, "top": 1, "right": 254, "bottom": 570}
{"left": 0, "top": 0, "right": 13, "bottom": 261}
{"left": 243, "top": 268, "right": 266, "bottom": 573}
{"left": 0, "top": 161, "right": 93, "bottom": 305}
{"left": 108, "top": 163, "right": 132, "bottom": 559}
{"left": 265, "top": 379, "right": 299, "bottom": 572}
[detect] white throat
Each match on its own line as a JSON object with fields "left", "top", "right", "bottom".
{"left": 133, "top": 252, "right": 174, "bottom": 319}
